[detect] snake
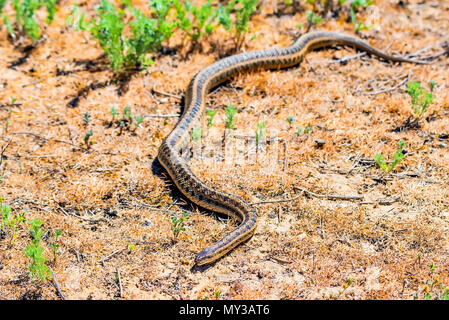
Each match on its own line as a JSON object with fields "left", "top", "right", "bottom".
{"left": 157, "top": 31, "right": 427, "bottom": 266}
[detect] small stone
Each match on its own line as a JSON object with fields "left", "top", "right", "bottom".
{"left": 104, "top": 208, "right": 118, "bottom": 218}
{"left": 315, "top": 139, "right": 325, "bottom": 148}
{"left": 143, "top": 219, "right": 153, "bottom": 227}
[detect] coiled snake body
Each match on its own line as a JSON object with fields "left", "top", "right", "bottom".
{"left": 157, "top": 31, "right": 425, "bottom": 266}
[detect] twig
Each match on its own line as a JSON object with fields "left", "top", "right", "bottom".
{"left": 52, "top": 195, "right": 97, "bottom": 222}
{"left": 360, "top": 196, "right": 400, "bottom": 205}
{"left": 353, "top": 70, "right": 413, "bottom": 96}
{"left": 0, "top": 139, "right": 12, "bottom": 167}
{"left": 49, "top": 267, "right": 66, "bottom": 300}
{"left": 151, "top": 88, "right": 182, "bottom": 100}
{"left": 9, "top": 132, "right": 87, "bottom": 150}
{"left": 22, "top": 154, "right": 57, "bottom": 158}
{"left": 281, "top": 140, "right": 288, "bottom": 187}
{"left": 99, "top": 248, "right": 125, "bottom": 266}
{"left": 251, "top": 194, "right": 301, "bottom": 205}
{"left": 293, "top": 186, "right": 364, "bottom": 201}
{"left": 354, "top": 73, "right": 411, "bottom": 95}
{"left": 144, "top": 114, "right": 180, "bottom": 118}
{"left": 116, "top": 267, "right": 123, "bottom": 298}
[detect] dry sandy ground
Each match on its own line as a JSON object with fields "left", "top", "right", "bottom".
{"left": 0, "top": 0, "right": 448, "bottom": 300}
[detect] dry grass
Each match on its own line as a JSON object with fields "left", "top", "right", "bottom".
{"left": 0, "top": 0, "right": 448, "bottom": 300}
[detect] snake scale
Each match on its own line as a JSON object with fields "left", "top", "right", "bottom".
{"left": 157, "top": 31, "right": 426, "bottom": 266}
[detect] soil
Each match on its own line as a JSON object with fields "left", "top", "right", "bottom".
{"left": 0, "top": 0, "right": 448, "bottom": 300}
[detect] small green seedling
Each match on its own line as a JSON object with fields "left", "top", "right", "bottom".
{"left": 127, "top": 243, "right": 136, "bottom": 252}
{"left": 67, "top": 0, "right": 175, "bottom": 72}
{"left": 83, "top": 111, "right": 91, "bottom": 126}
{"left": 224, "top": 104, "right": 238, "bottom": 130}
{"left": 172, "top": 0, "right": 218, "bottom": 45}
{"left": 0, "top": 0, "right": 57, "bottom": 42}
{"left": 134, "top": 115, "right": 144, "bottom": 130}
{"left": 217, "top": 0, "right": 259, "bottom": 52}
{"left": 191, "top": 127, "right": 203, "bottom": 142}
{"left": 84, "top": 129, "right": 93, "bottom": 149}
{"left": 374, "top": 140, "right": 406, "bottom": 173}
{"left": 50, "top": 229, "right": 62, "bottom": 262}
{"left": 255, "top": 121, "right": 267, "bottom": 146}
{"left": 349, "top": 0, "right": 374, "bottom": 33}
{"left": 350, "top": 7, "right": 373, "bottom": 33}
{"left": 171, "top": 212, "right": 189, "bottom": 239}
{"left": 406, "top": 80, "right": 436, "bottom": 121}
{"left": 0, "top": 201, "right": 25, "bottom": 246}
{"left": 306, "top": 10, "right": 322, "bottom": 28}
{"left": 206, "top": 109, "right": 217, "bottom": 128}
{"left": 24, "top": 218, "right": 51, "bottom": 281}
{"left": 109, "top": 105, "right": 118, "bottom": 123}
{"left": 286, "top": 115, "right": 296, "bottom": 128}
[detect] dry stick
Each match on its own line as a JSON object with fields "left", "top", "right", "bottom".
{"left": 354, "top": 71, "right": 412, "bottom": 96}
{"left": 0, "top": 139, "right": 12, "bottom": 167}
{"left": 9, "top": 131, "right": 87, "bottom": 150}
{"left": 144, "top": 114, "right": 180, "bottom": 118}
{"left": 116, "top": 267, "right": 123, "bottom": 298}
{"left": 99, "top": 248, "right": 125, "bottom": 266}
{"left": 151, "top": 88, "right": 182, "bottom": 100}
{"left": 293, "top": 186, "right": 364, "bottom": 201}
{"left": 281, "top": 140, "right": 288, "bottom": 187}
{"left": 251, "top": 194, "right": 302, "bottom": 205}
{"left": 360, "top": 196, "right": 400, "bottom": 205}
{"left": 52, "top": 195, "right": 97, "bottom": 222}
{"left": 48, "top": 267, "right": 66, "bottom": 300}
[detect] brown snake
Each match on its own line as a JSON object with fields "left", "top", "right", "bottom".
{"left": 157, "top": 31, "right": 427, "bottom": 266}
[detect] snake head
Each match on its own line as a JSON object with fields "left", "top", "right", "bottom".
{"left": 194, "top": 248, "right": 217, "bottom": 266}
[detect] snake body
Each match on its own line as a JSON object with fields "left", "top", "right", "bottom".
{"left": 157, "top": 31, "right": 425, "bottom": 266}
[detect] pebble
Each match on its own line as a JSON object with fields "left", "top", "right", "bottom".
{"left": 315, "top": 139, "right": 325, "bottom": 148}
{"left": 143, "top": 219, "right": 153, "bottom": 227}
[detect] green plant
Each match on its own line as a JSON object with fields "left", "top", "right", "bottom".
{"left": 50, "top": 229, "right": 61, "bottom": 262}
{"left": 127, "top": 243, "right": 136, "bottom": 252}
{"left": 171, "top": 212, "right": 189, "bottom": 239}
{"left": 350, "top": 0, "right": 373, "bottom": 33}
{"left": 172, "top": 0, "right": 217, "bottom": 44}
{"left": 297, "top": 125, "right": 311, "bottom": 135}
{"left": 3, "top": 106, "right": 12, "bottom": 132}
{"left": 109, "top": 105, "right": 118, "bottom": 123}
{"left": 24, "top": 218, "right": 51, "bottom": 280}
{"left": 255, "top": 121, "right": 267, "bottom": 146}
{"left": 83, "top": 111, "right": 91, "bottom": 126}
{"left": 374, "top": 140, "right": 406, "bottom": 173}
{"left": 286, "top": 115, "right": 296, "bottom": 127}
{"left": 134, "top": 115, "right": 144, "bottom": 130}
{"left": 419, "top": 263, "right": 449, "bottom": 300}
{"left": 123, "top": 106, "right": 133, "bottom": 123}
{"left": 0, "top": 200, "right": 11, "bottom": 232}
{"left": 306, "top": 9, "right": 322, "bottom": 27}
{"left": 0, "top": 0, "right": 57, "bottom": 42}
{"left": 84, "top": 129, "right": 93, "bottom": 149}
{"left": 217, "top": 0, "right": 259, "bottom": 52}
{"left": 406, "top": 80, "right": 436, "bottom": 121}
{"left": 224, "top": 104, "right": 238, "bottom": 130}
{"left": 0, "top": 200, "right": 26, "bottom": 246}
{"left": 191, "top": 126, "right": 203, "bottom": 142}
{"left": 350, "top": 7, "right": 372, "bottom": 33}
{"left": 206, "top": 109, "right": 217, "bottom": 128}
{"left": 68, "top": 0, "right": 175, "bottom": 73}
